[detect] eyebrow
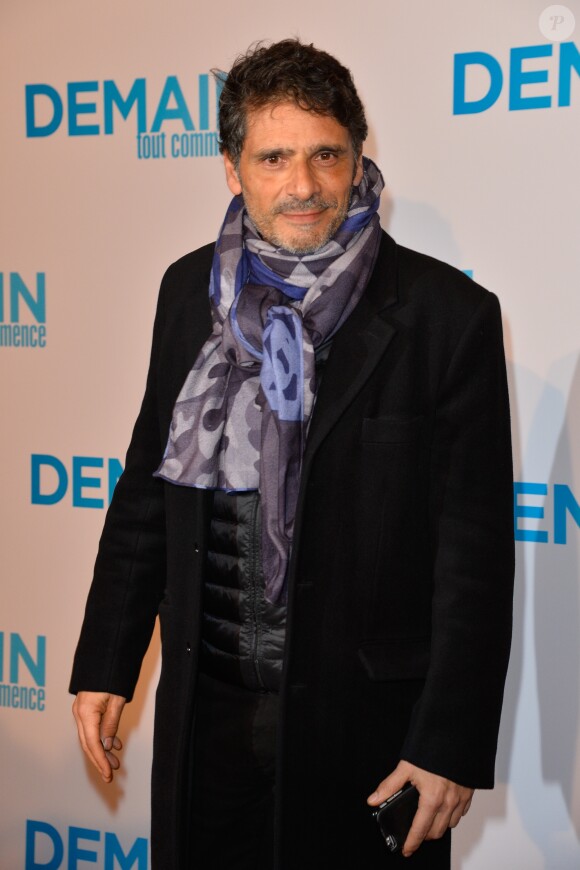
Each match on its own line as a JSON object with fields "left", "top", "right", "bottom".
{"left": 250, "top": 144, "right": 350, "bottom": 161}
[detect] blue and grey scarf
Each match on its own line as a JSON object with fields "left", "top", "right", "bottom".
{"left": 156, "top": 157, "right": 384, "bottom": 603}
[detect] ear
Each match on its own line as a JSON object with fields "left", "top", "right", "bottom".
{"left": 353, "top": 151, "right": 364, "bottom": 186}
{"left": 223, "top": 152, "right": 243, "bottom": 196}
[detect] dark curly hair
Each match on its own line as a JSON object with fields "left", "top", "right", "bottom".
{"left": 215, "top": 39, "right": 368, "bottom": 166}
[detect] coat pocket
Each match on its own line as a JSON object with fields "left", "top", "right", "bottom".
{"left": 361, "top": 415, "right": 424, "bottom": 444}
{"left": 357, "top": 638, "right": 431, "bottom": 681}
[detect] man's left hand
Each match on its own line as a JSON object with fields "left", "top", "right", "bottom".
{"left": 367, "top": 760, "right": 474, "bottom": 857}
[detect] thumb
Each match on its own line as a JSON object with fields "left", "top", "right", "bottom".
{"left": 367, "top": 760, "right": 412, "bottom": 806}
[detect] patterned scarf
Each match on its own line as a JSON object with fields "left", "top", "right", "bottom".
{"left": 156, "top": 157, "right": 384, "bottom": 603}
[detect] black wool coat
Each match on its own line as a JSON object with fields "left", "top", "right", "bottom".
{"left": 70, "top": 230, "right": 514, "bottom": 869}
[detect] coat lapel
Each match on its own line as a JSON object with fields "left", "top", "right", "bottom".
{"left": 302, "top": 231, "right": 400, "bottom": 471}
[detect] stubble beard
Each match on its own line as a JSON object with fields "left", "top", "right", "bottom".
{"left": 246, "top": 195, "right": 350, "bottom": 255}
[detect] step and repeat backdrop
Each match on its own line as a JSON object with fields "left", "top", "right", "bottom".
{"left": 2, "top": 0, "right": 579, "bottom": 867}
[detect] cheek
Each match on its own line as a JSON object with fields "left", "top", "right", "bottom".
{"left": 245, "top": 190, "right": 268, "bottom": 218}
{"left": 250, "top": 187, "right": 281, "bottom": 218}
{"left": 327, "top": 172, "right": 356, "bottom": 206}
{"left": 336, "top": 183, "right": 353, "bottom": 213}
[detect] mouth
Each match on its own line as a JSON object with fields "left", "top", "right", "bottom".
{"left": 279, "top": 209, "right": 327, "bottom": 225}
{"left": 273, "top": 196, "right": 336, "bottom": 225}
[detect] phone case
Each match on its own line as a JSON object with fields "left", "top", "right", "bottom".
{"left": 371, "top": 782, "right": 420, "bottom": 852}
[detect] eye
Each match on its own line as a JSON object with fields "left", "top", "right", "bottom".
{"left": 263, "top": 154, "right": 283, "bottom": 166}
{"left": 316, "top": 151, "right": 338, "bottom": 164}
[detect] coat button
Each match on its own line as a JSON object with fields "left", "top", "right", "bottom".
{"left": 194, "top": 541, "right": 199, "bottom": 553}
{"left": 185, "top": 644, "right": 191, "bottom": 654}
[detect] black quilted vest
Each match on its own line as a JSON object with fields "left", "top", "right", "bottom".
{"left": 200, "top": 490, "right": 287, "bottom": 692}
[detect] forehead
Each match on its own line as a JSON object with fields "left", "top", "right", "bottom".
{"left": 242, "top": 101, "right": 352, "bottom": 153}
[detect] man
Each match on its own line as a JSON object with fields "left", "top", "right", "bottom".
{"left": 71, "top": 39, "right": 514, "bottom": 870}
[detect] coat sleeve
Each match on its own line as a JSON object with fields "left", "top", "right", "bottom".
{"left": 69, "top": 272, "right": 170, "bottom": 702}
{"left": 400, "top": 290, "right": 514, "bottom": 788}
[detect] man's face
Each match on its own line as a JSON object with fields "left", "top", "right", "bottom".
{"left": 223, "top": 101, "right": 363, "bottom": 254}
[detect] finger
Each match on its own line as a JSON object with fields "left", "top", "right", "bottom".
{"left": 73, "top": 699, "right": 112, "bottom": 782}
{"left": 72, "top": 697, "right": 102, "bottom": 769}
{"left": 425, "top": 805, "right": 455, "bottom": 840}
{"left": 91, "top": 696, "right": 124, "bottom": 761}
{"left": 450, "top": 801, "right": 466, "bottom": 828}
{"left": 402, "top": 783, "right": 450, "bottom": 853}
{"left": 105, "top": 749, "right": 121, "bottom": 771}
{"left": 430, "top": 786, "right": 475, "bottom": 839}
{"left": 401, "top": 803, "right": 438, "bottom": 856}
{"left": 73, "top": 695, "right": 119, "bottom": 782}
{"left": 100, "top": 701, "right": 125, "bottom": 775}
{"left": 83, "top": 717, "right": 113, "bottom": 781}
{"left": 447, "top": 794, "right": 472, "bottom": 830}
{"left": 102, "top": 734, "right": 123, "bottom": 771}
{"left": 367, "top": 763, "right": 411, "bottom": 805}
{"left": 100, "top": 697, "right": 125, "bottom": 744}
{"left": 426, "top": 789, "right": 473, "bottom": 838}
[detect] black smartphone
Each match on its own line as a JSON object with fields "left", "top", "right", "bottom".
{"left": 370, "top": 782, "right": 420, "bottom": 852}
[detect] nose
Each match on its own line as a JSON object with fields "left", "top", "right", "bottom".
{"left": 286, "top": 159, "right": 321, "bottom": 201}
